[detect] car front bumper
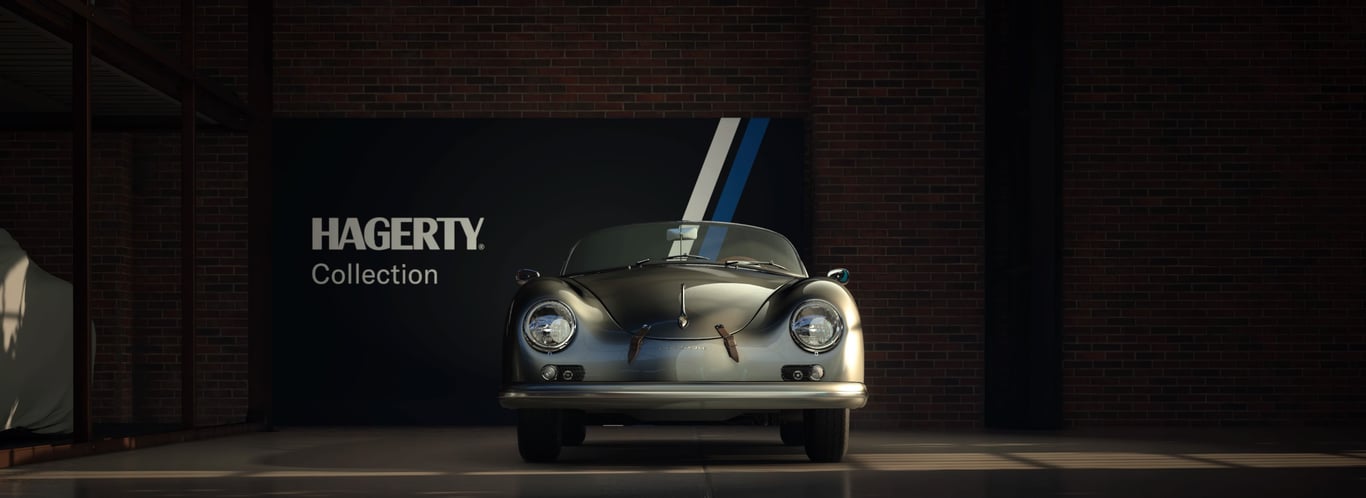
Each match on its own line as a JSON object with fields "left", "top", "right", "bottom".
{"left": 498, "top": 382, "right": 868, "bottom": 411}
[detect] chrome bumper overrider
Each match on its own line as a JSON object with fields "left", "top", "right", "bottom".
{"left": 498, "top": 382, "right": 868, "bottom": 410}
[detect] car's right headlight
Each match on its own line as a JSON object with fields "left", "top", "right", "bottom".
{"left": 789, "top": 299, "right": 844, "bottom": 352}
{"left": 522, "top": 300, "right": 576, "bottom": 352}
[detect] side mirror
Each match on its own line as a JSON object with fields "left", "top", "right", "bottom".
{"left": 826, "top": 268, "right": 850, "bottom": 285}
{"left": 515, "top": 268, "right": 540, "bottom": 285}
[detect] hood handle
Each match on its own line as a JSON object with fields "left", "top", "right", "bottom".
{"left": 627, "top": 324, "right": 651, "bottom": 364}
{"left": 677, "top": 283, "right": 689, "bottom": 329}
{"left": 714, "top": 324, "right": 740, "bottom": 363}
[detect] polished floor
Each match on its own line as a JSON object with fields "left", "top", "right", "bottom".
{"left": 2, "top": 425, "right": 1365, "bottom": 497}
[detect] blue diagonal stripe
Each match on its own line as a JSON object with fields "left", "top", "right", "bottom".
{"left": 699, "top": 117, "right": 769, "bottom": 260}
{"left": 710, "top": 118, "right": 769, "bottom": 222}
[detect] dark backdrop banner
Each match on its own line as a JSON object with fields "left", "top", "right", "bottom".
{"left": 272, "top": 118, "right": 806, "bottom": 425}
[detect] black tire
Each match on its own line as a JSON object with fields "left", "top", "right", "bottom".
{"left": 780, "top": 421, "right": 805, "bottom": 446}
{"left": 803, "top": 408, "right": 849, "bottom": 463}
{"left": 517, "top": 409, "right": 562, "bottom": 463}
{"left": 562, "top": 412, "right": 587, "bottom": 446}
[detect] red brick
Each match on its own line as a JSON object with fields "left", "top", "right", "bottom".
{"left": 1063, "top": 1, "right": 1366, "bottom": 426}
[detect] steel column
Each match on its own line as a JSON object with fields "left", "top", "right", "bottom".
{"left": 247, "top": 0, "right": 273, "bottom": 427}
{"left": 71, "top": 8, "right": 92, "bottom": 443}
{"left": 180, "top": 0, "right": 197, "bottom": 431}
{"left": 983, "top": 0, "right": 1064, "bottom": 429}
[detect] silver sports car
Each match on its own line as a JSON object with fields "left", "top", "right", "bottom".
{"left": 498, "top": 221, "right": 867, "bottom": 462}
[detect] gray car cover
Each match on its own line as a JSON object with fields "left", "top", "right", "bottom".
{"left": 1, "top": 228, "right": 74, "bottom": 435}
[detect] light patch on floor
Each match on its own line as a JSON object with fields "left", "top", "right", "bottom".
{"left": 857, "top": 452, "right": 1038, "bottom": 471}
{"left": 971, "top": 443, "right": 1042, "bottom": 448}
{"left": 1186, "top": 453, "right": 1366, "bottom": 468}
{"left": 463, "top": 467, "right": 702, "bottom": 476}
{"left": 879, "top": 442, "right": 957, "bottom": 448}
{"left": 247, "top": 471, "right": 444, "bottom": 478}
{"left": 703, "top": 454, "right": 808, "bottom": 461}
{"left": 2, "top": 470, "right": 237, "bottom": 480}
{"left": 705, "top": 463, "right": 849, "bottom": 473}
{"left": 1010, "top": 452, "right": 1226, "bottom": 470}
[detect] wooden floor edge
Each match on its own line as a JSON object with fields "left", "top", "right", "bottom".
{"left": 2, "top": 423, "right": 264, "bottom": 469}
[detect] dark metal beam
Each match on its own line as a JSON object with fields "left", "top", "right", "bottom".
{"left": 180, "top": 0, "right": 197, "bottom": 432}
{"left": 247, "top": 0, "right": 273, "bottom": 428}
{"left": 983, "top": 0, "right": 1063, "bottom": 429}
{"left": 0, "top": 0, "right": 252, "bottom": 130}
{"left": 0, "top": 113, "right": 229, "bottom": 131}
{"left": 71, "top": 7, "right": 92, "bottom": 444}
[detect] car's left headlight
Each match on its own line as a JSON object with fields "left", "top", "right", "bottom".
{"left": 789, "top": 299, "right": 844, "bottom": 352}
{"left": 522, "top": 300, "right": 576, "bottom": 352}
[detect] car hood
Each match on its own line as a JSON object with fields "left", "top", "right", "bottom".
{"left": 568, "top": 264, "right": 798, "bottom": 339}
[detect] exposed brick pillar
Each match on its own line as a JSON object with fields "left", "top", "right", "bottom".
{"left": 810, "top": 2, "right": 986, "bottom": 428}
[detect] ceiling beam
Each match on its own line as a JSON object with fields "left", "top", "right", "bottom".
{"left": 0, "top": 0, "right": 252, "bottom": 130}
{"left": 0, "top": 112, "right": 232, "bottom": 130}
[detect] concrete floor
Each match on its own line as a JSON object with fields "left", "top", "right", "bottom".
{"left": 2, "top": 426, "right": 1365, "bottom": 497}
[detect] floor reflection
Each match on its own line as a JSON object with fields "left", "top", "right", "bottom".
{"left": 1, "top": 426, "right": 1365, "bottom": 497}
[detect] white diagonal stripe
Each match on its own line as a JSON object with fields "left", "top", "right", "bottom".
{"left": 682, "top": 117, "right": 740, "bottom": 222}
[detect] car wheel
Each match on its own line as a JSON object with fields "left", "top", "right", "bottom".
{"left": 780, "top": 421, "right": 805, "bottom": 446}
{"left": 517, "top": 409, "right": 562, "bottom": 463}
{"left": 803, "top": 408, "right": 848, "bottom": 463}
{"left": 562, "top": 412, "right": 587, "bottom": 446}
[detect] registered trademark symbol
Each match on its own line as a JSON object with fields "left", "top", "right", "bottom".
{"left": 478, "top": 243, "right": 486, "bottom": 250}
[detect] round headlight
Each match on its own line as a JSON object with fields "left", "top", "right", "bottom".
{"left": 522, "top": 300, "right": 576, "bottom": 352}
{"left": 789, "top": 300, "right": 844, "bottom": 352}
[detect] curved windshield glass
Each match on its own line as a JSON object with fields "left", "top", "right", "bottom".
{"left": 562, "top": 221, "right": 806, "bottom": 277}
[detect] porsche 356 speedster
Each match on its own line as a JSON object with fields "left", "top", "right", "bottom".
{"left": 498, "top": 221, "right": 866, "bottom": 462}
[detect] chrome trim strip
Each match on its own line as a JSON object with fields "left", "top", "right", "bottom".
{"left": 498, "top": 382, "right": 868, "bottom": 410}
{"left": 677, "top": 283, "right": 688, "bottom": 328}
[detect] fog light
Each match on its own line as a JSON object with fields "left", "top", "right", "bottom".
{"left": 561, "top": 369, "right": 576, "bottom": 381}
{"left": 540, "top": 365, "right": 558, "bottom": 381}
{"left": 782, "top": 365, "right": 822, "bottom": 382}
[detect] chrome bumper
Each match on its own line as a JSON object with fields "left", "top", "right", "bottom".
{"left": 498, "top": 382, "right": 868, "bottom": 410}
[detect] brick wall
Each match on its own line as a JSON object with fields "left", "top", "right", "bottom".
{"left": 4, "top": 1, "right": 1362, "bottom": 430}
{"left": 811, "top": 2, "right": 984, "bottom": 428}
{"left": 1063, "top": 1, "right": 1366, "bottom": 425}
{"left": 271, "top": 1, "right": 809, "bottom": 117}
{"left": 94, "top": 0, "right": 134, "bottom": 25}
{"left": 191, "top": 134, "right": 251, "bottom": 425}
{"left": 134, "top": 1, "right": 249, "bottom": 96}
{"left": 90, "top": 134, "right": 136, "bottom": 424}
{"left": 126, "top": 1, "right": 253, "bottom": 426}
{"left": 0, "top": 133, "right": 73, "bottom": 280}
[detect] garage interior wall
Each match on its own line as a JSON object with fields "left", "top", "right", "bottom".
{"left": 0, "top": 1, "right": 1362, "bottom": 431}
{"left": 1063, "top": 1, "right": 1365, "bottom": 425}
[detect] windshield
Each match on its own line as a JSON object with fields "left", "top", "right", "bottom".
{"left": 562, "top": 221, "right": 807, "bottom": 277}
